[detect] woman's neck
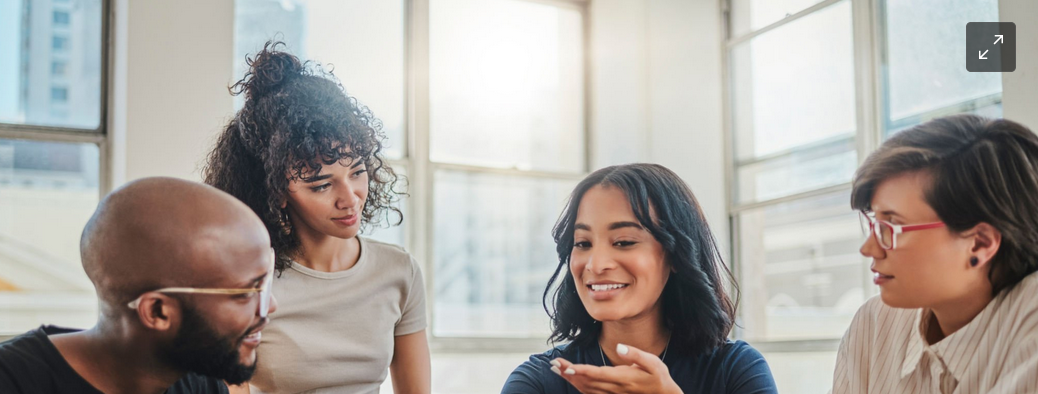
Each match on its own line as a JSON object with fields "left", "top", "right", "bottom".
{"left": 597, "top": 303, "right": 670, "bottom": 366}
{"left": 292, "top": 226, "right": 361, "bottom": 273}
{"left": 927, "top": 286, "right": 994, "bottom": 344}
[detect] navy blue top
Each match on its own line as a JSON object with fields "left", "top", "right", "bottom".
{"left": 502, "top": 340, "right": 778, "bottom": 394}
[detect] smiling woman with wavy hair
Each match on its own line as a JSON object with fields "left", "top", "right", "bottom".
{"left": 502, "top": 163, "right": 777, "bottom": 394}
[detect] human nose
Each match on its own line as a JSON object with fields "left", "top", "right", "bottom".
{"left": 860, "top": 230, "right": 887, "bottom": 260}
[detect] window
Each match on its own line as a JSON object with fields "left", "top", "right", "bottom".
{"left": 726, "top": 0, "right": 1001, "bottom": 392}
{"left": 880, "top": 0, "right": 1002, "bottom": 134}
{"left": 50, "top": 86, "right": 68, "bottom": 103}
{"left": 730, "top": 0, "right": 856, "bottom": 205}
{"left": 51, "top": 61, "right": 67, "bottom": 77}
{"left": 234, "top": 0, "right": 406, "bottom": 160}
{"left": 50, "top": 60, "right": 65, "bottom": 76}
{"left": 53, "top": 10, "right": 70, "bottom": 26}
{"left": 0, "top": 0, "right": 107, "bottom": 335}
{"left": 234, "top": 0, "right": 587, "bottom": 350}
{"left": 428, "top": 0, "right": 585, "bottom": 338}
{"left": 52, "top": 35, "right": 68, "bottom": 51}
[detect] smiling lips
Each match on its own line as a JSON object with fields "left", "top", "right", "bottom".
{"left": 585, "top": 282, "right": 630, "bottom": 300}
{"left": 589, "top": 283, "right": 628, "bottom": 291}
{"left": 241, "top": 324, "right": 265, "bottom": 348}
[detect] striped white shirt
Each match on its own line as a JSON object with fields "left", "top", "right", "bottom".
{"left": 832, "top": 271, "right": 1038, "bottom": 394}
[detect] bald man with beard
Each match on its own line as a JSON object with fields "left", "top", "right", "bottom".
{"left": 0, "top": 177, "right": 278, "bottom": 394}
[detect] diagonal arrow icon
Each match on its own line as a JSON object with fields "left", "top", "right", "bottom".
{"left": 980, "top": 50, "right": 989, "bottom": 59}
{"left": 995, "top": 35, "right": 1004, "bottom": 44}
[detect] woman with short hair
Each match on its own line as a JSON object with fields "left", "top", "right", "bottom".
{"left": 833, "top": 114, "right": 1038, "bottom": 393}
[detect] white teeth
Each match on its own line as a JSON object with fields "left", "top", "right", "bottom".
{"left": 590, "top": 284, "right": 627, "bottom": 291}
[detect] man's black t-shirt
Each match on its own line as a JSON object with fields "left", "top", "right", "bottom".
{"left": 0, "top": 325, "right": 228, "bottom": 394}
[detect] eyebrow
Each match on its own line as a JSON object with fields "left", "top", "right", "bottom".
{"left": 302, "top": 173, "right": 332, "bottom": 183}
{"left": 609, "top": 221, "right": 644, "bottom": 231}
{"left": 573, "top": 221, "right": 644, "bottom": 231}
{"left": 877, "top": 209, "right": 901, "bottom": 219}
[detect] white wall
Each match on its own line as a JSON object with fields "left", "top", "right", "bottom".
{"left": 646, "top": 0, "right": 728, "bottom": 256}
{"left": 1000, "top": 0, "right": 1038, "bottom": 129}
{"left": 110, "top": 0, "right": 234, "bottom": 186}
{"left": 589, "top": 0, "right": 729, "bottom": 257}
{"left": 588, "top": 0, "right": 650, "bottom": 167}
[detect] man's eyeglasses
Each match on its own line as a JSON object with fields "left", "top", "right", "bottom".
{"left": 127, "top": 253, "right": 275, "bottom": 318}
{"left": 860, "top": 212, "right": 945, "bottom": 250}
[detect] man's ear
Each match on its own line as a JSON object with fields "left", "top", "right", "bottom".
{"left": 134, "top": 293, "right": 179, "bottom": 332}
{"left": 968, "top": 222, "right": 1002, "bottom": 268}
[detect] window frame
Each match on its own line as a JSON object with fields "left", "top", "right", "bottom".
{"left": 404, "top": 0, "right": 591, "bottom": 353}
{"left": 722, "top": 0, "right": 1002, "bottom": 354}
{"left": 0, "top": 0, "right": 111, "bottom": 192}
{"left": 0, "top": 0, "right": 111, "bottom": 340}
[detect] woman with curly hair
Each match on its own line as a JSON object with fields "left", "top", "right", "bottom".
{"left": 204, "top": 41, "right": 429, "bottom": 394}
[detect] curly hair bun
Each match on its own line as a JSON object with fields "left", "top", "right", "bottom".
{"left": 235, "top": 41, "right": 304, "bottom": 102}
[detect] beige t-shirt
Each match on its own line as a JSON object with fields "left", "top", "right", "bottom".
{"left": 250, "top": 237, "right": 427, "bottom": 394}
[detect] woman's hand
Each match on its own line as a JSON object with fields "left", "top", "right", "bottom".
{"left": 550, "top": 344, "right": 682, "bottom": 394}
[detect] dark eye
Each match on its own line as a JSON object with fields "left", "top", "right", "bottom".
{"left": 351, "top": 169, "right": 368, "bottom": 178}
{"left": 235, "top": 293, "right": 254, "bottom": 300}
{"left": 573, "top": 241, "right": 591, "bottom": 249}
{"left": 614, "top": 241, "right": 636, "bottom": 247}
{"left": 310, "top": 183, "right": 331, "bottom": 192}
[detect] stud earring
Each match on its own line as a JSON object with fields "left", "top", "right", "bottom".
{"left": 970, "top": 256, "right": 979, "bottom": 267}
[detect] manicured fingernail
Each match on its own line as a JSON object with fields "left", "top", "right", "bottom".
{"left": 550, "top": 360, "right": 561, "bottom": 368}
{"left": 617, "top": 343, "right": 629, "bottom": 355}
{"left": 564, "top": 368, "right": 576, "bottom": 375}
{"left": 551, "top": 366, "right": 561, "bottom": 375}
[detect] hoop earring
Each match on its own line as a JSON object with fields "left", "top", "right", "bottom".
{"left": 278, "top": 209, "right": 292, "bottom": 235}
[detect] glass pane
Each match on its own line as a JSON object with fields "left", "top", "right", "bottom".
{"left": 234, "top": 0, "right": 407, "bottom": 159}
{"left": 736, "top": 137, "right": 855, "bottom": 203}
{"left": 883, "top": 0, "right": 1001, "bottom": 123}
{"left": 886, "top": 98, "right": 1003, "bottom": 137}
{"left": 429, "top": 0, "right": 585, "bottom": 173}
{"left": 729, "top": 0, "right": 828, "bottom": 38}
{"left": 737, "top": 191, "right": 871, "bottom": 341}
{"left": 363, "top": 164, "right": 408, "bottom": 248}
{"left": 731, "top": 0, "right": 855, "bottom": 162}
{"left": 0, "top": 139, "right": 100, "bottom": 334}
{"left": 433, "top": 169, "right": 576, "bottom": 337}
{"left": 0, "top": 0, "right": 103, "bottom": 129}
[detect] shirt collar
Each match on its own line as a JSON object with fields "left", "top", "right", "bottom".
{"left": 900, "top": 295, "right": 1002, "bottom": 381}
{"left": 900, "top": 308, "right": 928, "bottom": 379}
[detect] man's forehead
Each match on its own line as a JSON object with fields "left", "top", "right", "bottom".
{"left": 189, "top": 233, "right": 270, "bottom": 284}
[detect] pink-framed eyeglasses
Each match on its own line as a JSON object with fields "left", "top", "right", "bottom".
{"left": 127, "top": 252, "right": 275, "bottom": 318}
{"left": 860, "top": 211, "right": 945, "bottom": 250}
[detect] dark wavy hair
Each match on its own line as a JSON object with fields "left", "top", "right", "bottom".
{"left": 852, "top": 114, "right": 1038, "bottom": 295}
{"left": 544, "top": 163, "right": 738, "bottom": 356}
{"left": 203, "top": 41, "right": 403, "bottom": 274}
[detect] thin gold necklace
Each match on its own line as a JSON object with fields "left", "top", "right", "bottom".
{"left": 598, "top": 338, "right": 669, "bottom": 366}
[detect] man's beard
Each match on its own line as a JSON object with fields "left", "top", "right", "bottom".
{"left": 160, "top": 303, "right": 263, "bottom": 385}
